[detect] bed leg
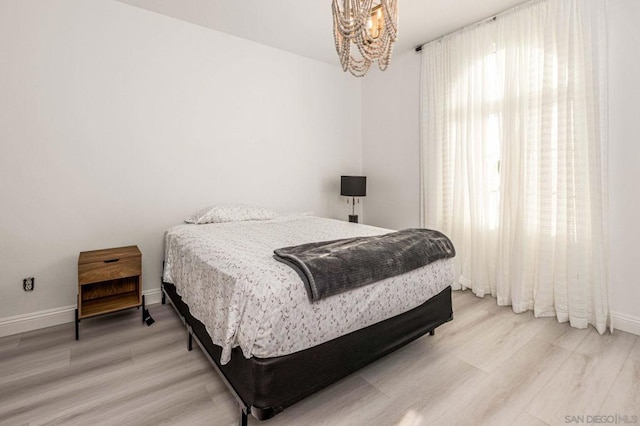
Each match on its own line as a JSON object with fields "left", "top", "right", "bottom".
{"left": 161, "top": 263, "right": 167, "bottom": 305}
{"left": 429, "top": 330, "right": 435, "bottom": 336}
{"left": 240, "top": 407, "right": 248, "bottom": 426}
{"left": 188, "top": 332, "right": 193, "bottom": 351}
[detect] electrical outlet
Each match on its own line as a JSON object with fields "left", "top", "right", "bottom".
{"left": 23, "top": 277, "right": 34, "bottom": 292}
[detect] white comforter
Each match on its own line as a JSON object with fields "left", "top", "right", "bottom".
{"left": 163, "top": 215, "right": 455, "bottom": 364}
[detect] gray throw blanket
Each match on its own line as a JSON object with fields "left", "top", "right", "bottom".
{"left": 273, "top": 228, "right": 455, "bottom": 301}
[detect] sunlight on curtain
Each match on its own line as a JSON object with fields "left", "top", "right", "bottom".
{"left": 420, "top": 0, "right": 609, "bottom": 332}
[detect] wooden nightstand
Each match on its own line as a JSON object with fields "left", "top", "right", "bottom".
{"left": 76, "top": 245, "right": 144, "bottom": 340}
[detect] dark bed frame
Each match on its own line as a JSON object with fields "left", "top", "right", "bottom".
{"left": 161, "top": 278, "right": 452, "bottom": 425}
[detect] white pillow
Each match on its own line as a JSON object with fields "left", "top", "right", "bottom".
{"left": 185, "top": 204, "right": 277, "bottom": 224}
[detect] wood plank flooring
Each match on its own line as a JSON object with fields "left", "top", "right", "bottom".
{"left": 1, "top": 291, "right": 638, "bottom": 426}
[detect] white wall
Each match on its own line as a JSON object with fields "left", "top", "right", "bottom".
{"left": 361, "top": 2, "right": 640, "bottom": 333}
{"left": 362, "top": 50, "right": 422, "bottom": 230}
{"left": 0, "top": 0, "right": 362, "bottom": 321}
{"left": 607, "top": 0, "right": 640, "bottom": 333}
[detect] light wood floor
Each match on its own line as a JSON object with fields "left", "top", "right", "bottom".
{"left": 1, "top": 291, "right": 638, "bottom": 426}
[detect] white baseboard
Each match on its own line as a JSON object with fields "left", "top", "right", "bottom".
{"left": 612, "top": 311, "right": 640, "bottom": 336}
{"left": 0, "top": 305, "right": 76, "bottom": 338}
{"left": 0, "top": 288, "right": 164, "bottom": 338}
{"left": 4, "top": 291, "right": 637, "bottom": 339}
{"left": 142, "top": 288, "right": 163, "bottom": 305}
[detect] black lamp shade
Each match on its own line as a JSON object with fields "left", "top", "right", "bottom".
{"left": 341, "top": 176, "right": 367, "bottom": 197}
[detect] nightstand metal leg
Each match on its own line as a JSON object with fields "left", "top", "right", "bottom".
{"left": 141, "top": 295, "right": 146, "bottom": 323}
{"left": 75, "top": 308, "right": 79, "bottom": 340}
{"left": 188, "top": 332, "right": 193, "bottom": 351}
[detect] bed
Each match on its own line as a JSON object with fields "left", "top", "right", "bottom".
{"left": 161, "top": 213, "right": 455, "bottom": 425}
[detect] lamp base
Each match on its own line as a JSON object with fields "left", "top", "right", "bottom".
{"left": 348, "top": 215, "right": 359, "bottom": 223}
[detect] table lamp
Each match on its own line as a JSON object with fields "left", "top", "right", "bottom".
{"left": 340, "top": 176, "right": 367, "bottom": 223}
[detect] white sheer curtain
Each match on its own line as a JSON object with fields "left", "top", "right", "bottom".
{"left": 420, "top": 0, "right": 610, "bottom": 332}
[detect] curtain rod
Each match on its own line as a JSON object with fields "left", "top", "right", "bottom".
{"left": 415, "top": 16, "right": 496, "bottom": 52}
{"left": 414, "top": 0, "right": 536, "bottom": 52}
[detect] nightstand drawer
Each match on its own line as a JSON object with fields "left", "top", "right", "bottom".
{"left": 78, "top": 257, "right": 141, "bottom": 285}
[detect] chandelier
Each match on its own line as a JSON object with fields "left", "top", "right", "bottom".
{"left": 332, "top": 0, "right": 399, "bottom": 77}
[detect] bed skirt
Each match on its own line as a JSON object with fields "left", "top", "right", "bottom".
{"left": 162, "top": 281, "right": 452, "bottom": 421}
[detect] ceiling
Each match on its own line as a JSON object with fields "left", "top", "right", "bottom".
{"left": 116, "top": 0, "right": 529, "bottom": 66}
